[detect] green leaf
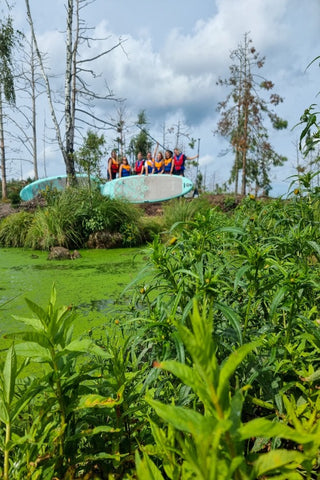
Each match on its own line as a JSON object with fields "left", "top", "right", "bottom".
{"left": 5, "top": 331, "right": 51, "bottom": 349}
{"left": 50, "top": 284, "right": 57, "bottom": 308}
{"left": 64, "top": 338, "right": 95, "bottom": 352}
{"left": 11, "top": 384, "right": 43, "bottom": 422}
{"left": 63, "top": 339, "right": 112, "bottom": 358}
{"left": 253, "top": 449, "right": 305, "bottom": 477}
{"left": 269, "top": 286, "right": 287, "bottom": 320}
{"left": 0, "top": 398, "right": 10, "bottom": 424}
{"left": 158, "top": 360, "right": 212, "bottom": 409}
{"left": 217, "top": 341, "right": 260, "bottom": 401}
{"left": 172, "top": 331, "right": 185, "bottom": 364}
{"left": 136, "top": 451, "right": 165, "bottom": 480}
{"left": 159, "top": 360, "right": 200, "bottom": 390}
{"left": 215, "top": 302, "right": 243, "bottom": 345}
{"left": 233, "top": 264, "right": 251, "bottom": 290}
{"left": 55, "top": 305, "right": 73, "bottom": 329}
{"left": 3, "top": 345, "right": 17, "bottom": 405}
{"left": 147, "top": 397, "right": 218, "bottom": 437}
{"left": 24, "top": 298, "right": 47, "bottom": 325}
{"left": 14, "top": 342, "right": 52, "bottom": 363}
{"left": 307, "top": 240, "right": 320, "bottom": 261}
{"left": 11, "top": 314, "right": 45, "bottom": 332}
{"left": 239, "top": 417, "right": 315, "bottom": 444}
{"left": 219, "top": 226, "right": 245, "bottom": 236}
{"left": 82, "top": 451, "right": 125, "bottom": 462}
{"left": 301, "top": 369, "right": 320, "bottom": 382}
{"left": 67, "top": 425, "right": 120, "bottom": 441}
{"left": 77, "top": 386, "right": 124, "bottom": 409}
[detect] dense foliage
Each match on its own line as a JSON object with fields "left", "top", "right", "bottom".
{"left": 0, "top": 186, "right": 155, "bottom": 249}
{"left": 0, "top": 175, "right": 320, "bottom": 478}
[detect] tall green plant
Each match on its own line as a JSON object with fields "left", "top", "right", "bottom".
{"left": 0, "top": 346, "right": 39, "bottom": 480}
{"left": 137, "top": 304, "right": 320, "bottom": 479}
{"left": 5, "top": 285, "right": 118, "bottom": 477}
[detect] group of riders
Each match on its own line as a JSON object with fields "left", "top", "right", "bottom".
{"left": 107, "top": 143, "right": 199, "bottom": 181}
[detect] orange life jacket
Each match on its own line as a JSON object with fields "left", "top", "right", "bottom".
{"left": 146, "top": 159, "right": 154, "bottom": 173}
{"left": 121, "top": 164, "right": 131, "bottom": 176}
{"left": 110, "top": 158, "right": 119, "bottom": 173}
{"left": 164, "top": 157, "right": 172, "bottom": 172}
{"left": 154, "top": 159, "right": 163, "bottom": 172}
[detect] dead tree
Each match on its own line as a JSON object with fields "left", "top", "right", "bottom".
{"left": 25, "top": 0, "right": 124, "bottom": 181}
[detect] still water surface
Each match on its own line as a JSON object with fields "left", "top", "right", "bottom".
{"left": 1, "top": 247, "right": 147, "bottom": 337}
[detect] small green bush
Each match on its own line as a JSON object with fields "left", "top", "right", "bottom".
{"left": 0, "top": 179, "right": 25, "bottom": 203}
{"left": 163, "top": 196, "right": 211, "bottom": 231}
{"left": 0, "top": 211, "right": 34, "bottom": 247}
{"left": 223, "top": 194, "right": 237, "bottom": 210}
{"left": 139, "top": 216, "right": 165, "bottom": 243}
{"left": 8, "top": 191, "right": 21, "bottom": 208}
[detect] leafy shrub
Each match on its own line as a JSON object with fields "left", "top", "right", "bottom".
{"left": 22, "top": 186, "right": 145, "bottom": 249}
{"left": 120, "top": 221, "right": 142, "bottom": 247}
{"left": 0, "top": 286, "right": 153, "bottom": 479}
{"left": 139, "top": 216, "right": 165, "bottom": 243}
{"left": 223, "top": 194, "right": 237, "bottom": 210}
{"left": 137, "top": 305, "right": 320, "bottom": 480}
{"left": 0, "top": 178, "right": 25, "bottom": 202}
{"left": 8, "top": 190, "right": 21, "bottom": 207}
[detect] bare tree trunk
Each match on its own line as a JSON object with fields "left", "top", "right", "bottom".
{"left": 71, "top": 0, "right": 79, "bottom": 152}
{"left": 234, "top": 66, "right": 242, "bottom": 196}
{"left": 241, "top": 43, "right": 250, "bottom": 197}
{"left": 175, "top": 120, "right": 181, "bottom": 149}
{"left": 25, "top": 0, "right": 122, "bottom": 181}
{"left": 235, "top": 151, "right": 239, "bottom": 195}
{"left": 241, "top": 106, "right": 248, "bottom": 196}
{"left": 31, "top": 38, "right": 38, "bottom": 179}
{"left": 25, "top": 0, "right": 74, "bottom": 177}
{"left": 0, "top": 87, "right": 7, "bottom": 200}
{"left": 65, "top": 0, "right": 75, "bottom": 180}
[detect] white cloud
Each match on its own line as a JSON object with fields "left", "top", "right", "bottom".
{"left": 10, "top": 0, "right": 320, "bottom": 193}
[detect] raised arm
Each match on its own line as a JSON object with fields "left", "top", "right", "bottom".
{"left": 153, "top": 142, "right": 159, "bottom": 159}
{"left": 186, "top": 154, "right": 199, "bottom": 161}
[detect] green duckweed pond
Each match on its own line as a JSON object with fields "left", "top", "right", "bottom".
{"left": 0, "top": 247, "right": 148, "bottom": 340}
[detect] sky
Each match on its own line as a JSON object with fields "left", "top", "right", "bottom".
{"left": 8, "top": 0, "right": 320, "bottom": 196}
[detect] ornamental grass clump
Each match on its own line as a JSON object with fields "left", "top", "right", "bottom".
{"left": 0, "top": 211, "right": 34, "bottom": 247}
